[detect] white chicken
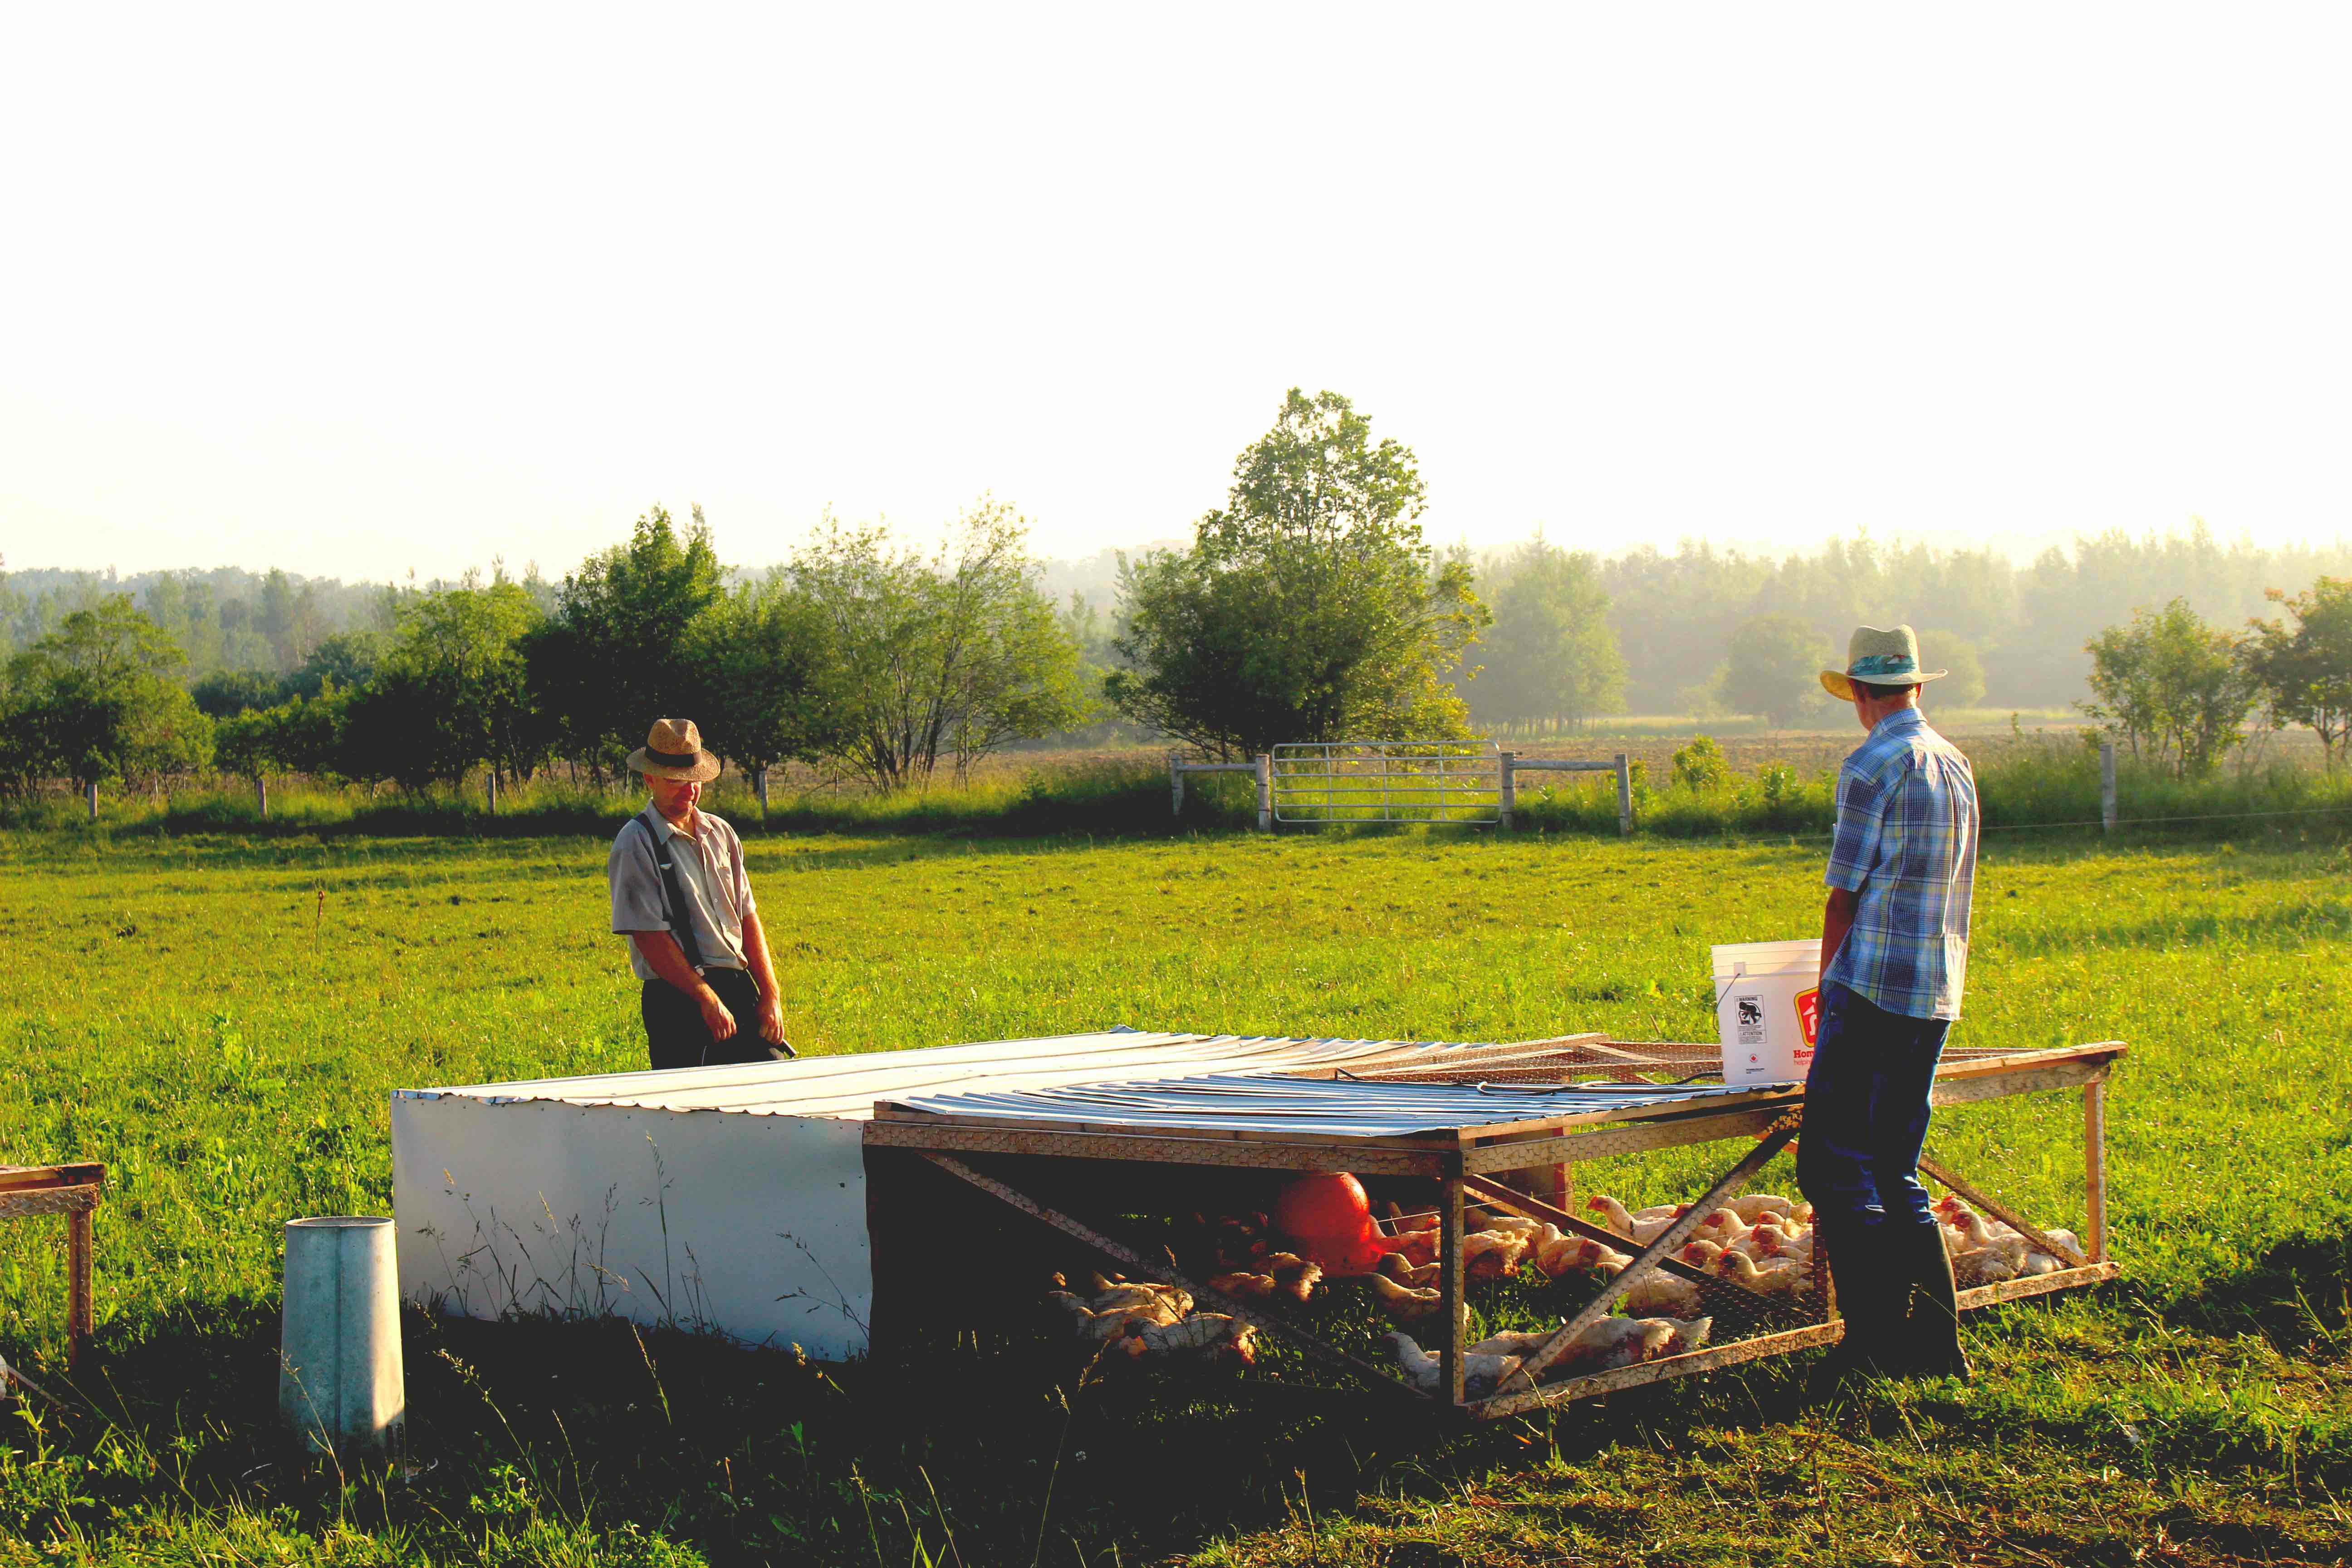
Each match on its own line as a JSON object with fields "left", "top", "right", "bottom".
{"left": 1690, "top": 1208, "right": 1754, "bottom": 1249}
{"left": 1620, "top": 1268, "right": 1706, "bottom": 1319}
{"left": 1751, "top": 1224, "right": 1813, "bottom": 1265}
{"left": 1383, "top": 1332, "right": 1530, "bottom": 1396}
{"left": 1676, "top": 1238, "right": 1725, "bottom": 1269}
{"left": 1535, "top": 1234, "right": 1633, "bottom": 1279}
{"left": 1724, "top": 1194, "right": 1795, "bottom": 1225}
{"left": 1710, "top": 1251, "right": 1809, "bottom": 1297}
{"left": 1376, "top": 1251, "right": 1441, "bottom": 1289}
{"left": 1365, "top": 1272, "right": 1446, "bottom": 1324}
{"left": 1479, "top": 1214, "right": 1547, "bottom": 1239}
{"left": 1467, "top": 1314, "right": 1711, "bottom": 1381}
{"left": 1555, "top": 1315, "right": 1679, "bottom": 1373}
{"left": 1951, "top": 1234, "right": 2028, "bottom": 1286}
{"left": 1464, "top": 1230, "right": 1532, "bottom": 1279}
{"left": 1586, "top": 1196, "right": 1683, "bottom": 1246}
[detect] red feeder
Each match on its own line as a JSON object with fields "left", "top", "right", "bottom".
{"left": 1275, "top": 1172, "right": 1383, "bottom": 1275}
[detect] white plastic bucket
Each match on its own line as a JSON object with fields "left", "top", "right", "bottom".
{"left": 1711, "top": 940, "right": 1823, "bottom": 1088}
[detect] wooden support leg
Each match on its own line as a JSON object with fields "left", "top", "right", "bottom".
{"left": 1439, "top": 1178, "right": 1465, "bottom": 1408}
{"left": 67, "top": 1204, "right": 93, "bottom": 1374}
{"left": 2084, "top": 1079, "right": 2107, "bottom": 1264}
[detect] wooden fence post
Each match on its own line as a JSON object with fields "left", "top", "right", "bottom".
{"left": 86, "top": 779, "right": 98, "bottom": 822}
{"left": 1254, "top": 755, "right": 1273, "bottom": 831}
{"left": 257, "top": 775, "right": 269, "bottom": 822}
{"left": 485, "top": 770, "right": 498, "bottom": 815}
{"left": 755, "top": 766, "right": 771, "bottom": 813}
{"left": 1170, "top": 751, "right": 1185, "bottom": 818}
{"left": 1614, "top": 753, "right": 1632, "bottom": 837}
{"left": 1498, "top": 751, "right": 1516, "bottom": 830}
{"left": 2099, "top": 742, "right": 2116, "bottom": 835}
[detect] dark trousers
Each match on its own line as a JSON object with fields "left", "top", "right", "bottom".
{"left": 1795, "top": 981, "right": 1951, "bottom": 1233}
{"left": 641, "top": 967, "right": 775, "bottom": 1070}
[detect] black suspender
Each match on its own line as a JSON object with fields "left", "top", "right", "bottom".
{"left": 633, "top": 810, "right": 707, "bottom": 973}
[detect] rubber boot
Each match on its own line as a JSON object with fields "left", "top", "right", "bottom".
{"left": 1807, "top": 1220, "right": 1901, "bottom": 1399}
{"left": 1892, "top": 1223, "right": 1972, "bottom": 1382}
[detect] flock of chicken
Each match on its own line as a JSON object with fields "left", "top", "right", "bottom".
{"left": 1355, "top": 1194, "right": 1814, "bottom": 1325}
{"left": 1046, "top": 1272, "right": 1260, "bottom": 1365}
{"left": 1041, "top": 1187, "right": 2082, "bottom": 1382}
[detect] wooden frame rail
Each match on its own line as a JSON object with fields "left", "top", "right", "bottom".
{"left": 0, "top": 1163, "right": 104, "bottom": 1373}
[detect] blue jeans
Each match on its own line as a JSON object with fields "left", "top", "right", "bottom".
{"left": 1795, "top": 981, "right": 1951, "bottom": 1232}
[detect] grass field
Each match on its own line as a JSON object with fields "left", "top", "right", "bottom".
{"left": 2, "top": 823, "right": 2349, "bottom": 1565}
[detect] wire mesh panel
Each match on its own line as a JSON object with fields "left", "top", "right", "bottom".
{"left": 1271, "top": 741, "right": 1501, "bottom": 825}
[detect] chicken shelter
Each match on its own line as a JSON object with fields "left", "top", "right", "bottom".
{"left": 392, "top": 1028, "right": 2122, "bottom": 1413}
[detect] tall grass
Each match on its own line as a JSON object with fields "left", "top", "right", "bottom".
{"left": 6, "top": 738, "right": 2349, "bottom": 843}
{"left": 1513, "top": 735, "right": 2352, "bottom": 840}
{"left": 0, "top": 759, "right": 1264, "bottom": 841}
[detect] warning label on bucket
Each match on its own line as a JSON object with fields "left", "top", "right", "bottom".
{"left": 1734, "top": 994, "right": 1766, "bottom": 1047}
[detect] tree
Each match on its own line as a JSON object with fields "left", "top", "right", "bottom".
{"left": 342, "top": 581, "right": 545, "bottom": 791}
{"left": 1671, "top": 735, "right": 1731, "bottom": 790}
{"left": 2244, "top": 576, "right": 2352, "bottom": 768}
{"left": 1108, "top": 389, "right": 1489, "bottom": 758}
{"left": 288, "top": 631, "right": 385, "bottom": 700}
{"left": 213, "top": 705, "right": 284, "bottom": 795}
{"left": 793, "top": 500, "right": 1091, "bottom": 791}
{"left": 525, "top": 506, "right": 728, "bottom": 773}
{"left": 191, "top": 668, "right": 289, "bottom": 719}
{"left": 1, "top": 598, "right": 213, "bottom": 795}
{"left": 688, "top": 575, "right": 849, "bottom": 807}
{"left": 1468, "top": 536, "right": 1625, "bottom": 731}
{"left": 1719, "top": 617, "right": 1833, "bottom": 729}
{"left": 2080, "top": 598, "right": 2258, "bottom": 777}
{"left": 1924, "top": 637, "right": 1987, "bottom": 710}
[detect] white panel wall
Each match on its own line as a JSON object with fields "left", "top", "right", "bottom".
{"left": 390, "top": 1095, "right": 873, "bottom": 1359}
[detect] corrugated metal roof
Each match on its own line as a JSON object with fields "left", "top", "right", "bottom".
{"left": 884, "top": 1072, "right": 1778, "bottom": 1138}
{"left": 395, "top": 1029, "right": 1458, "bottom": 1120}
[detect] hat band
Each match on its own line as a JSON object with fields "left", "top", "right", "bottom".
{"left": 1849, "top": 654, "right": 1918, "bottom": 679}
{"left": 646, "top": 745, "right": 703, "bottom": 768}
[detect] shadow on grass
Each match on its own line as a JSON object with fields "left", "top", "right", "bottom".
{"left": 2163, "top": 1224, "right": 2352, "bottom": 1350}
{"left": 26, "top": 1271, "right": 2351, "bottom": 1565}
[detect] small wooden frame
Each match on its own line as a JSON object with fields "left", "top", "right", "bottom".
{"left": 862, "top": 1040, "right": 2123, "bottom": 1417}
{"left": 0, "top": 1163, "right": 105, "bottom": 1374}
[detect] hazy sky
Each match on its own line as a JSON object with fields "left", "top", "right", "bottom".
{"left": 5, "top": 6, "right": 2349, "bottom": 583}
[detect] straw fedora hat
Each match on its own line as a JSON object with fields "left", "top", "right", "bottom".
{"left": 627, "top": 718, "right": 722, "bottom": 782}
{"left": 1819, "top": 625, "right": 1949, "bottom": 702}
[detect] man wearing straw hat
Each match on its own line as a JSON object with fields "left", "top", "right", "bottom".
{"left": 1802, "top": 626, "right": 1978, "bottom": 1388}
{"left": 607, "top": 718, "right": 794, "bottom": 1070}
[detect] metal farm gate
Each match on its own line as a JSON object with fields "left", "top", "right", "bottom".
{"left": 1270, "top": 741, "right": 1501, "bottom": 825}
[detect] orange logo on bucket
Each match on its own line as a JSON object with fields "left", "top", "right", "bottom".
{"left": 1794, "top": 987, "right": 1821, "bottom": 1050}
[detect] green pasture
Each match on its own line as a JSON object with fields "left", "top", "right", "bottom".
{"left": 1, "top": 826, "right": 2348, "bottom": 1565}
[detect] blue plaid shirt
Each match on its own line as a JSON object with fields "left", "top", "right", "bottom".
{"left": 1823, "top": 708, "right": 1979, "bottom": 1020}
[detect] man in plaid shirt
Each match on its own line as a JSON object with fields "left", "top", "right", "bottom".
{"left": 1800, "top": 625, "right": 1979, "bottom": 1388}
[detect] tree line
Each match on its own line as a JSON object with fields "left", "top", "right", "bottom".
{"left": 0, "top": 500, "right": 1097, "bottom": 805}
{"left": 5, "top": 389, "right": 2352, "bottom": 808}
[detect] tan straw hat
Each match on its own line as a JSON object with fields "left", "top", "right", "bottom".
{"left": 627, "top": 718, "right": 722, "bottom": 782}
{"left": 1819, "top": 625, "right": 1949, "bottom": 702}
